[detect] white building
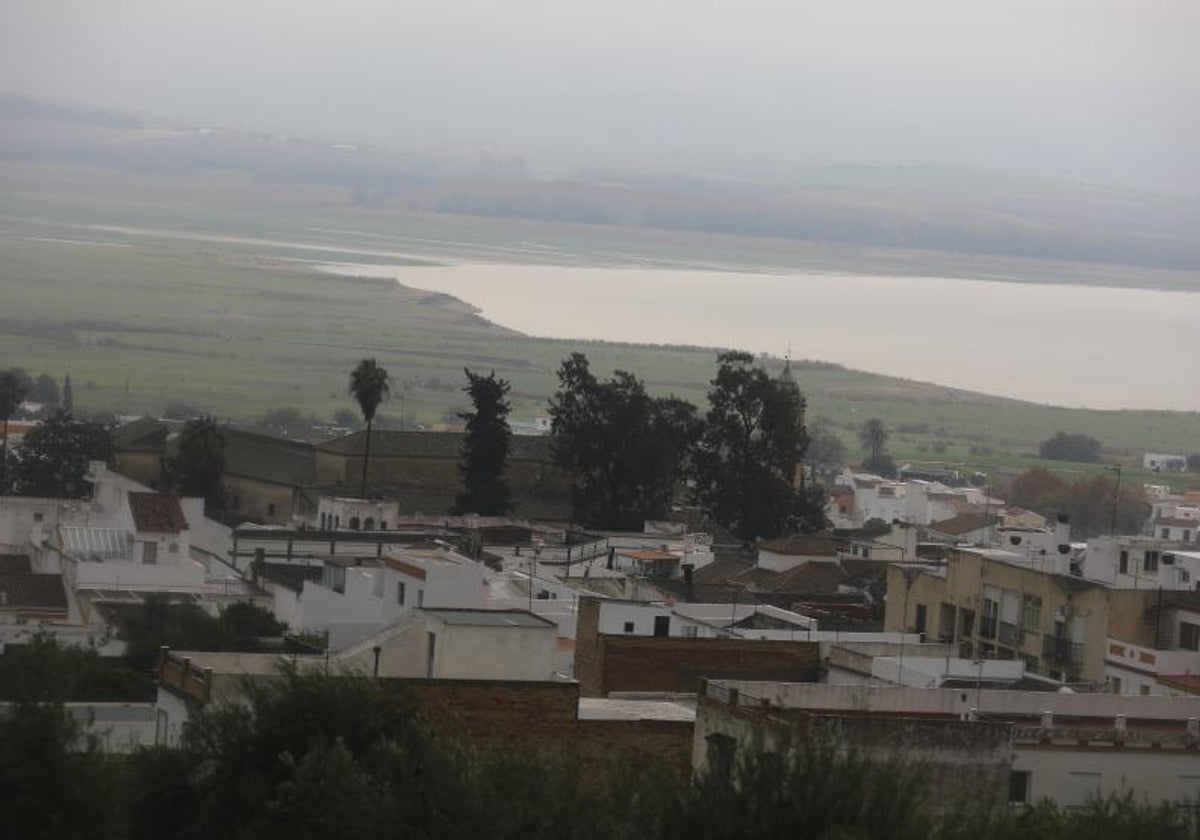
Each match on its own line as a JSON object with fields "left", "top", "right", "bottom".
{"left": 1143, "top": 452, "right": 1188, "bottom": 472}
{"left": 696, "top": 681, "right": 1200, "bottom": 809}
{"left": 257, "top": 546, "right": 485, "bottom": 651}
{"left": 1081, "top": 536, "right": 1200, "bottom": 590}
{"left": 0, "top": 463, "right": 243, "bottom": 651}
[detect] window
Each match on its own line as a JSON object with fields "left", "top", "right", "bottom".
{"left": 915, "top": 604, "right": 927, "bottom": 636}
{"left": 1008, "top": 771, "right": 1030, "bottom": 804}
{"left": 1022, "top": 596, "right": 1042, "bottom": 632}
{"left": 1118, "top": 550, "right": 1129, "bottom": 575}
{"left": 981, "top": 598, "right": 999, "bottom": 638}
{"left": 396, "top": 582, "right": 406, "bottom": 605}
{"left": 363, "top": 517, "right": 374, "bottom": 531}
{"left": 1180, "top": 621, "right": 1200, "bottom": 652}
{"left": 623, "top": 621, "right": 635, "bottom": 634}
{"left": 267, "top": 503, "right": 276, "bottom": 518}
{"left": 142, "top": 542, "right": 157, "bottom": 565}
{"left": 1162, "top": 528, "right": 1171, "bottom": 539}
{"left": 1182, "top": 570, "right": 1191, "bottom": 585}
{"left": 1145, "top": 551, "right": 1160, "bottom": 573}
{"left": 1111, "top": 676, "right": 1122, "bottom": 695}
{"left": 349, "top": 516, "right": 360, "bottom": 531}
{"left": 417, "top": 589, "right": 424, "bottom": 607}
{"left": 1185, "top": 530, "right": 1193, "bottom": 543}
{"left": 681, "top": 625, "right": 698, "bottom": 638}
{"left": 1139, "top": 684, "right": 1151, "bottom": 696}
{"left": 653, "top": 615, "right": 670, "bottom": 637}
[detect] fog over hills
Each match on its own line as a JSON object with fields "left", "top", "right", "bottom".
{"left": 2, "top": 0, "right": 1197, "bottom": 186}
{"left": 2, "top": 92, "right": 1198, "bottom": 274}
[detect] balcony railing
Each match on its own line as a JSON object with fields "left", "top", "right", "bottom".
{"left": 999, "top": 622, "right": 1020, "bottom": 647}
{"left": 979, "top": 616, "right": 998, "bottom": 639}
{"left": 1043, "top": 636, "right": 1085, "bottom": 668}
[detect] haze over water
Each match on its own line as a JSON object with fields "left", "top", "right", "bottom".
{"left": 321, "top": 262, "right": 1200, "bottom": 412}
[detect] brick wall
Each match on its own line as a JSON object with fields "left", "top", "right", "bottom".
{"left": 575, "top": 598, "right": 604, "bottom": 696}
{"left": 406, "top": 678, "right": 579, "bottom": 746}
{"left": 401, "top": 678, "right": 693, "bottom": 781}
{"left": 578, "top": 634, "right": 821, "bottom": 697}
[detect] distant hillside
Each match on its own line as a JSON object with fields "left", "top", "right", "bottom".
{"left": 1, "top": 94, "right": 1198, "bottom": 273}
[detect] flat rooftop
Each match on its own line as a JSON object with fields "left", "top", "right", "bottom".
{"left": 422, "top": 608, "right": 556, "bottom": 628}
{"left": 578, "top": 697, "right": 696, "bottom": 722}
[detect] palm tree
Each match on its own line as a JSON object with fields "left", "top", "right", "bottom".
{"left": 348, "top": 358, "right": 391, "bottom": 499}
{"left": 0, "top": 371, "right": 26, "bottom": 494}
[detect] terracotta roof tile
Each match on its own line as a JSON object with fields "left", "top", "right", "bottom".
{"left": 0, "top": 573, "right": 68, "bottom": 610}
{"left": 128, "top": 492, "right": 188, "bottom": 534}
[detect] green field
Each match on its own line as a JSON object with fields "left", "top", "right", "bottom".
{"left": 2, "top": 164, "right": 1199, "bottom": 488}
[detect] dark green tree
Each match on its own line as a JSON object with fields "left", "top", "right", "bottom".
{"left": 1039, "top": 431, "right": 1102, "bottom": 463}
{"left": 32, "top": 372, "right": 59, "bottom": 406}
{"left": 348, "top": 358, "right": 391, "bottom": 499}
{"left": 453, "top": 368, "right": 513, "bottom": 515}
{"left": 549, "top": 353, "right": 700, "bottom": 530}
{"left": 0, "top": 695, "right": 123, "bottom": 839}
{"left": 119, "top": 595, "right": 285, "bottom": 672}
{"left": 165, "top": 415, "right": 226, "bottom": 516}
{"left": 62, "top": 373, "right": 74, "bottom": 414}
{"left": 693, "top": 352, "right": 821, "bottom": 541}
{"left": 0, "top": 369, "right": 27, "bottom": 494}
{"left": 806, "top": 422, "right": 848, "bottom": 477}
{"left": 0, "top": 631, "right": 154, "bottom": 703}
{"left": 12, "top": 410, "right": 111, "bottom": 498}
{"left": 858, "top": 417, "right": 896, "bottom": 476}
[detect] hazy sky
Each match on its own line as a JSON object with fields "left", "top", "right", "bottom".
{"left": 2, "top": 0, "right": 1198, "bottom": 188}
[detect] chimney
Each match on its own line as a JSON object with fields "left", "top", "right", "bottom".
{"left": 1055, "top": 514, "right": 1071, "bottom": 553}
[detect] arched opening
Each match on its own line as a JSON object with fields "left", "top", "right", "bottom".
{"left": 363, "top": 517, "right": 375, "bottom": 531}
{"left": 349, "top": 516, "right": 361, "bottom": 531}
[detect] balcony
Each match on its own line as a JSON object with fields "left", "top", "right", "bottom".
{"left": 979, "top": 616, "right": 998, "bottom": 639}
{"left": 999, "top": 622, "right": 1021, "bottom": 647}
{"left": 1043, "top": 636, "right": 1085, "bottom": 669}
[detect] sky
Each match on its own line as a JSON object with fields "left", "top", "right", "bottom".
{"left": 2, "top": 0, "right": 1198, "bottom": 189}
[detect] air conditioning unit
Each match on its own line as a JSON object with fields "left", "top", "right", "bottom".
{"left": 1052, "top": 605, "right": 1069, "bottom": 621}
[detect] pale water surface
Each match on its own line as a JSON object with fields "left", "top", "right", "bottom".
{"left": 318, "top": 262, "right": 1200, "bottom": 411}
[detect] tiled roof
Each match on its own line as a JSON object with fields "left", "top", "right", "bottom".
{"left": 128, "top": 492, "right": 188, "bottom": 534}
{"left": 0, "top": 573, "right": 68, "bottom": 610}
{"left": 757, "top": 534, "right": 840, "bottom": 557}
{"left": 222, "top": 428, "right": 317, "bottom": 486}
{"left": 1155, "top": 517, "right": 1199, "bottom": 528}
{"left": 926, "top": 513, "right": 998, "bottom": 536}
{"left": 384, "top": 556, "right": 428, "bottom": 580}
{"left": 1157, "top": 674, "right": 1200, "bottom": 695}
{"left": 734, "top": 561, "right": 847, "bottom": 596}
{"left": 693, "top": 559, "right": 752, "bottom": 585}
{"left": 112, "top": 417, "right": 168, "bottom": 452}
{"left": 318, "top": 430, "right": 553, "bottom": 462}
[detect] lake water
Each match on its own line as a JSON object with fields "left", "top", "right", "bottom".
{"left": 317, "top": 262, "right": 1200, "bottom": 411}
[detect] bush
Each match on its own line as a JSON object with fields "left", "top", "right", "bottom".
{"left": 1039, "top": 431, "right": 1101, "bottom": 463}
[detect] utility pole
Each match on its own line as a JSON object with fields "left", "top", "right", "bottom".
{"left": 1108, "top": 465, "right": 1123, "bottom": 536}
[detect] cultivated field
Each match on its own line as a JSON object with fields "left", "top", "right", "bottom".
{"left": 2, "top": 163, "right": 1198, "bottom": 487}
